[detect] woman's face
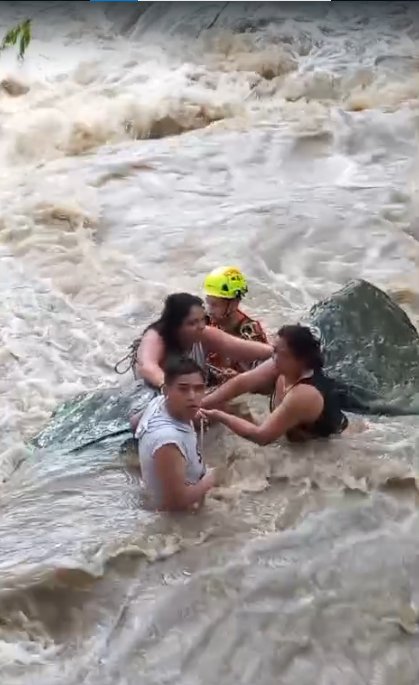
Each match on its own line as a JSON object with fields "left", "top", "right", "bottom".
{"left": 178, "top": 305, "right": 207, "bottom": 344}
{"left": 272, "top": 335, "right": 303, "bottom": 377}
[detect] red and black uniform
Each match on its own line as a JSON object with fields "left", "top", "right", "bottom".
{"left": 206, "top": 310, "right": 268, "bottom": 386}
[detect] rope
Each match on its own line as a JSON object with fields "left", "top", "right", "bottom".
{"left": 114, "top": 338, "right": 141, "bottom": 376}
{"left": 199, "top": 416, "right": 205, "bottom": 458}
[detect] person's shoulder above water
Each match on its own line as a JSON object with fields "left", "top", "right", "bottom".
{"left": 136, "top": 393, "right": 195, "bottom": 441}
{"left": 132, "top": 292, "right": 207, "bottom": 388}
{"left": 203, "top": 265, "right": 267, "bottom": 339}
{"left": 207, "top": 309, "right": 267, "bottom": 341}
{"left": 200, "top": 324, "right": 348, "bottom": 446}
{"left": 202, "top": 266, "right": 270, "bottom": 382}
{"left": 236, "top": 310, "right": 268, "bottom": 343}
{"left": 136, "top": 357, "right": 218, "bottom": 512}
{"left": 115, "top": 274, "right": 271, "bottom": 392}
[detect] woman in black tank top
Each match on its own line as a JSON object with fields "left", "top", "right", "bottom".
{"left": 201, "top": 324, "right": 348, "bottom": 445}
{"left": 270, "top": 368, "right": 348, "bottom": 440}
{"left": 269, "top": 325, "right": 348, "bottom": 440}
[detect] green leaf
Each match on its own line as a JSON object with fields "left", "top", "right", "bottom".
{"left": 0, "top": 19, "right": 32, "bottom": 61}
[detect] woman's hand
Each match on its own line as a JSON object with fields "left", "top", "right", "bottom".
{"left": 193, "top": 412, "right": 210, "bottom": 432}
{"left": 198, "top": 408, "right": 224, "bottom": 424}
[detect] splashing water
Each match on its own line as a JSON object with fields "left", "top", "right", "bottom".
{"left": 2, "top": 2, "right": 419, "bottom": 683}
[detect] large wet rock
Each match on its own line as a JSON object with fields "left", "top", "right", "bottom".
{"left": 308, "top": 279, "right": 419, "bottom": 415}
{"left": 33, "top": 381, "right": 157, "bottom": 452}
{"left": 33, "top": 279, "right": 419, "bottom": 452}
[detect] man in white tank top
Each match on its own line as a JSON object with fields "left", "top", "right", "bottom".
{"left": 136, "top": 357, "right": 222, "bottom": 511}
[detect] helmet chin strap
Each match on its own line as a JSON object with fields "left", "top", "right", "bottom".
{"left": 222, "top": 301, "right": 233, "bottom": 319}
{"left": 220, "top": 298, "right": 240, "bottom": 323}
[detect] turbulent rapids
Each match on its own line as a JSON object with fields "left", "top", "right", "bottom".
{"left": 2, "top": 2, "right": 419, "bottom": 684}
{"left": 33, "top": 279, "right": 419, "bottom": 454}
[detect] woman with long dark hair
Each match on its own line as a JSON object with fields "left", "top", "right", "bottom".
{"left": 116, "top": 292, "right": 272, "bottom": 391}
{"left": 200, "top": 324, "right": 348, "bottom": 443}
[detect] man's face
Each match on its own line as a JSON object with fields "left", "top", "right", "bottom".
{"left": 205, "top": 296, "right": 237, "bottom": 324}
{"left": 165, "top": 372, "right": 206, "bottom": 421}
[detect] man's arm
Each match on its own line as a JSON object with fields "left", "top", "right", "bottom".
{"left": 154, "top": 444, "right": 215, "bottom": 511}
{"left": 202, "top": 385, "right": 323, "bottom": 446}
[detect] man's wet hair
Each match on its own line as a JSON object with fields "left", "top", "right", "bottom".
{"left": 164, "top": 356, "right": 206, "bottom": 385}
{"left": 277, "top": 324, "right": 324, "bottom": 371}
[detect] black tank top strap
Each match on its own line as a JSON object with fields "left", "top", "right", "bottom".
{"left": 270, "top": 372, "right": 311, "bottom": 414}
{"left": 269, "top": 387, "right": 276, "bottom": 413}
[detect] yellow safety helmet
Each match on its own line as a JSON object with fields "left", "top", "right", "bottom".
{"left": 203, "top": 266, "right": 248, "bottom": 300}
